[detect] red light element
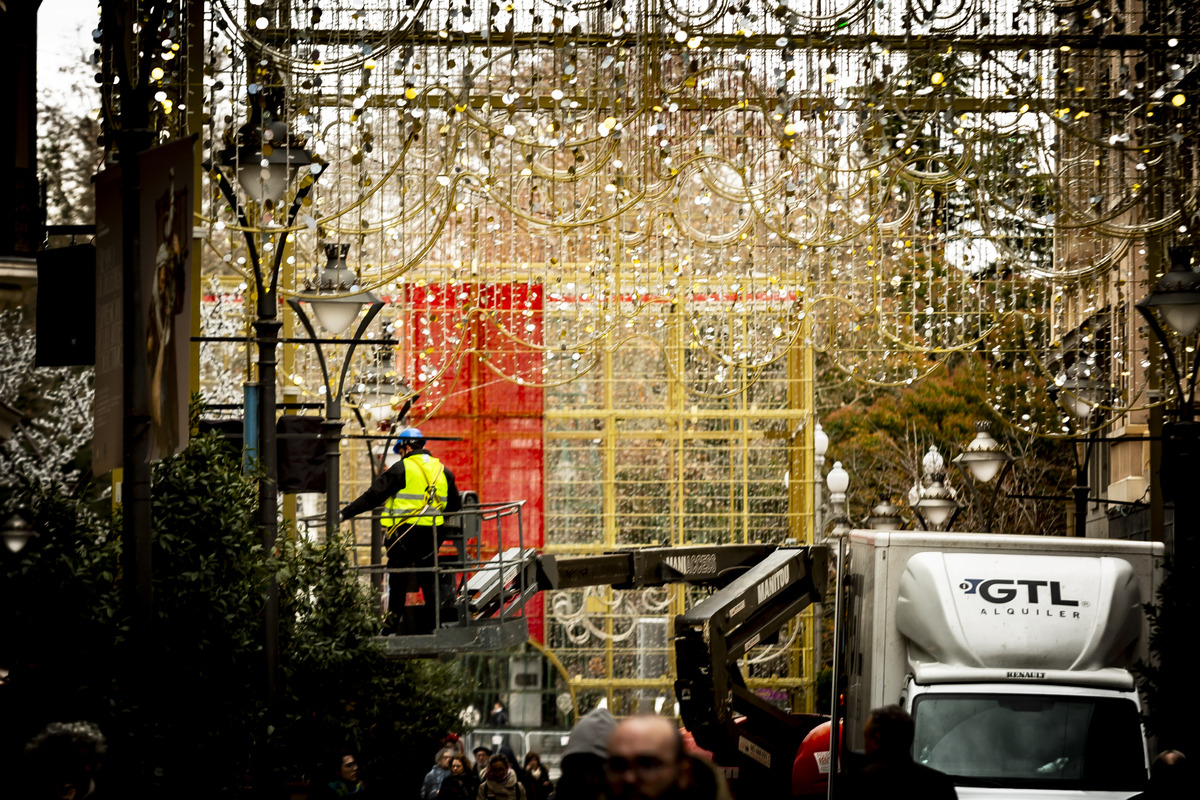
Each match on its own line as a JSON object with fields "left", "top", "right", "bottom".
{"left": 403, "top": 282, "right": 546, "bottom": 641}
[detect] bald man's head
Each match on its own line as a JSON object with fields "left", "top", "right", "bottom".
{"left": 1151, "top": 750, "right": 1187, "bottom": 792}
{"left": 605, "top": 716, "right": 689, "bottom": 800}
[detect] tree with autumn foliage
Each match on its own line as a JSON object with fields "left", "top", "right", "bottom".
{"left": 818, "top": 354, "right": 1074, "bottom": 535}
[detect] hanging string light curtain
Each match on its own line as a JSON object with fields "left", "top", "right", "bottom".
{"left": 184, "top": 0, "right": 1196, "bottom": 418}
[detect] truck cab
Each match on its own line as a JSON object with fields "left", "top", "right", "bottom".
{"left": 845, "top": 531, "right": 1163, "bottom": 800}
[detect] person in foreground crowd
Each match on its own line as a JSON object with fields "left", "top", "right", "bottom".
{"left": 602, "top": 714, "right": 732, "bottom": 800}
{"left": 840, "top": 705, "right": 957, "bottom": 800}
{"left": 477, "top": 753, "right": 526, "bottom": 800}
{"left": 550, "top": 706, "right": 616, "bottom": 800}
{"left": 473, "top": 746, "right": 494, "bottom": 781}
{"left": 310, "top": 751, "right": 366, "bottom": 798}
{"left": 1132, "top": 750, "right": 1188, "bottom": 800}
{"left": 422, "top": 747, "right": 456, "bottom": 800}
{"left": 521, "top": 751, "right": 553, "bottom": 800}
{"left": 439, "top": 753, "right": 481, "bottom": 800}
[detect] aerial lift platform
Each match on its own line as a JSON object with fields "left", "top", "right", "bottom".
{"left": 364, "top": 499, "right": 829, "bottom": 796}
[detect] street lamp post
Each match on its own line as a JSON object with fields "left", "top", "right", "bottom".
{"left": 810, "top": 421, "right": 830, "bottom": 691}
{"left": 910, "top": 446, "right": 963, "bottom": 531}
{"left": 825, "top": 460, "right": 850, "bottom": 539}
{"left": 1049, "top": 365, "right": 1108, "bottom": 538}
{"left": 286, "top": 244, "right": 383, "bottom": 540}
{"left": 951, "top": 421, "right": 1015, "bottom": 533}
{"left": 813, "top": 422, "right": 829, "bottom": 537}
{"left": 204, "top": 90, "right": 322, "bottom": 710}
{"left": 1136, "top": 244, "right": 1200, "bottom": 558}
{"left": 823, "top": 460, "right": 849, "bottom": 800}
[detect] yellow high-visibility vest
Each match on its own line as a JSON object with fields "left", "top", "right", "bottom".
{"left": 381, "top": 454, "right": 448, "bottom": 529}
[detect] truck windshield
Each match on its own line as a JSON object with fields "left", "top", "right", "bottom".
{"left": 911, "top": 694, "right": 1146, "bottom": 790}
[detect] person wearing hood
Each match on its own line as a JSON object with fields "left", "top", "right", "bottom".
{"left": 477, "top": 753, "right": 527, "bottom": 800}
{"left": 498, "top": 744, "right": 526, "bottom": 788}
{"left": 550, "top": 707, "right": 617, "bottom": 800}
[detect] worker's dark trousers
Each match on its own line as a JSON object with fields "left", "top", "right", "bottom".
{"left": 385, "top": 525, "right": 456, "bottom": 634}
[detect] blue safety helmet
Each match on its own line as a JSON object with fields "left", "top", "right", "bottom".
{"left": 392, "top": 427, "right": 426, "bottom": 454}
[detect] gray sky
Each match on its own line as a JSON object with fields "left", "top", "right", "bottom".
{"left": 38, "top": 0, "right": 98, "bottom": 106}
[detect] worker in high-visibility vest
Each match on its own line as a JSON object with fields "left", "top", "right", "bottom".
{"left": 340, "top": 427, "right": 462, "bottom": 634}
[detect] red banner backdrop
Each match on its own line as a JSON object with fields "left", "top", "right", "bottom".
{"left": 400, "top": 282, "right": 545, "bottom": 641}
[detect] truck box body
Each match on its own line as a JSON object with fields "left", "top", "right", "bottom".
{"left": 844, "top": 531, "right": 1163, "bottom": 799}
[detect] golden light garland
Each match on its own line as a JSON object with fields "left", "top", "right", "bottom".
{"left": 145, "top": 1, "right": 1189, "bottom": 426}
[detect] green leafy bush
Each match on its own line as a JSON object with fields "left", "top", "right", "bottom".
{"left": 2, "top": 426, "right": 467, "bottom": 797}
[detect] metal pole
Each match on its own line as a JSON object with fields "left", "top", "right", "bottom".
{"left": 102, "top": 1, "right": 163, "bottom": 788}
{"left": 371, "top": 513, "right": 385, "bottom": 615}
{"left": 1073, "top": 477, "right": 1089, "bottom": 538}
{"left": 1073, "top": 436, "right": 1096, "bottom": 538}
{"left": 323, "top": 401, "right": 344, "bottom": 539}
{"left": 253, "top": 313, "right": 281, "bottom": 707}
{"left": 813, "top": 465, "right": 824, "bottom": 675}
{"left": 119, "top": 128, "right": 154, "bottom": 651}
{"left": 826, "top": 534, "right": 845, "bottom": 800}
{"left": 1164, "top": 419, "right": 1198, "bottom": 564}
{"left": 349, "top": 404, "right": 387, "bottom": 612}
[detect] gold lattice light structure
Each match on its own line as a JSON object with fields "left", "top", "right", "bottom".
{"left": 99, "top": 0, "right": 1199, "bottom": 719}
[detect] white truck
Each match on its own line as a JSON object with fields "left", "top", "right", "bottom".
{"left": 843, "top": 530, "right": 1163, "bottom": 799}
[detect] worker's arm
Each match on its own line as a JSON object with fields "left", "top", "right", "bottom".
{"left": 340, "top": 461, "right": 407, "bottom": 520}
{"left": 443, "top": 467, "right": 462, "bottom": 513}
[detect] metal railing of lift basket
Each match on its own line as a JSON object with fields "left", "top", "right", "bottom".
{"left": 346, "top": 494, "right": 535, "bottom": 643}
